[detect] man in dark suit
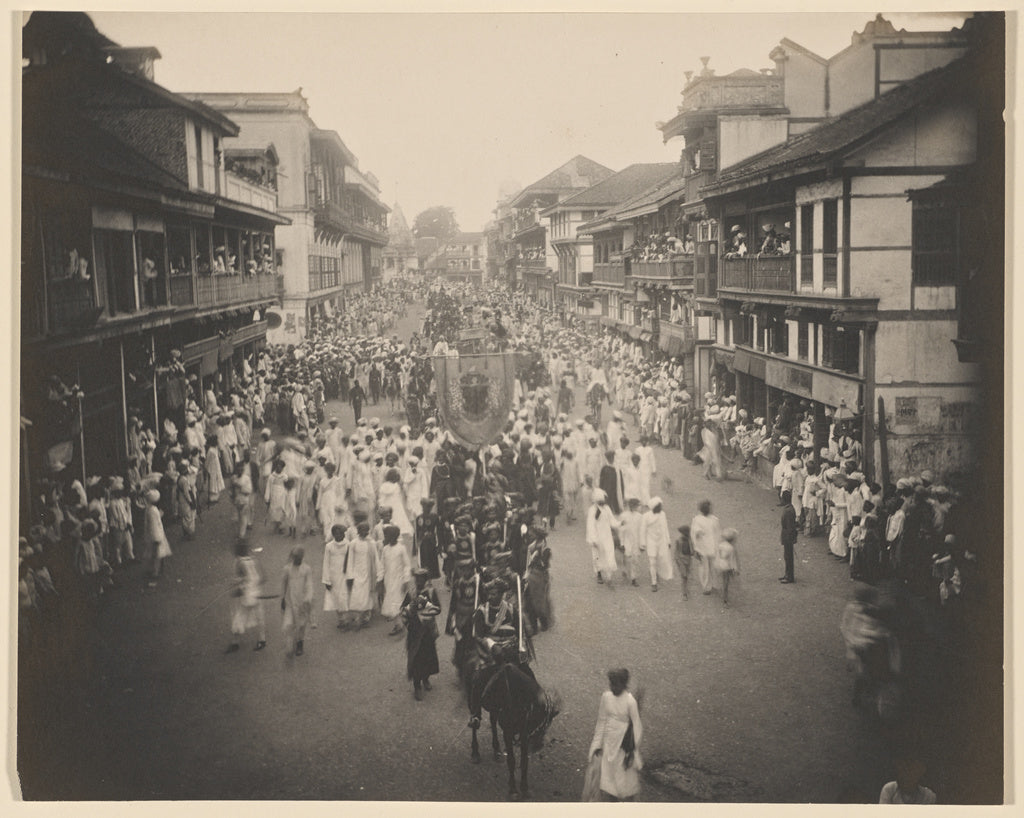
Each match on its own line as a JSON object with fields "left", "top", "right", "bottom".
{"left": 780, "top": 490, "right": 798, "bottom": 584}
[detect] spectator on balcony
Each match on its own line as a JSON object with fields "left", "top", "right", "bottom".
{"left": 760, "top": 224, "right": 781, "bottom": 255}
{"left": 725, "top": 226, "right": 747, "bottom": 258}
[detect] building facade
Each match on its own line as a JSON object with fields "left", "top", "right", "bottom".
{"left": 184, "top": 91, "right": 389, "bottom": 344}
{"left": 21, "top": 12, "right": 288, "bottom": 508}
{"left": 698, "top": 25, "right": 999, "bottom": 484}
{"left": 507, "top": 156, "right": 615, "bottom": 306}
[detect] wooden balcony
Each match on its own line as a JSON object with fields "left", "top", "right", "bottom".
{"left": 719, "top": 255, "right": 795, "bottom": 293}
{"left": 195, "top": 273, "right": 279, "bottom": 308}
{"left": 631, "top": 257, "right": 694, "bottom": 283}
{"left": 46, "top": 277, "right": 101, "bottom": 334}
{"left": 522, "top": 258, "right": 548, "bottom": 270}
{"left": 593, "top": 262, "right": 625, "bottom": 286}
{"left": 170, "top": 275, "right": 194, "bottom": 307}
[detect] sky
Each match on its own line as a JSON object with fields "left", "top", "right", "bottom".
{"left": 81, "top": 10, "right": 971, "bottom": 233}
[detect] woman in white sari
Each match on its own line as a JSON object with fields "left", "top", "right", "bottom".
{"left": 588, "top": 668, "right": 643, "bottom": 801}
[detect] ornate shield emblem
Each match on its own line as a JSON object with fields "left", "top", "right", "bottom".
{"left": 434, "top": 353, "right": 515, "bottom": 448}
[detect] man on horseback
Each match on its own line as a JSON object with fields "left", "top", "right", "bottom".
{"left": 468, "top": 575, "right": 534, "bottom": 730}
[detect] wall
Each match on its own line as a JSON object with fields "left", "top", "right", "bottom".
{"left": 215, "top": 112, "right": 311, "bottom": 210}
{"left": 783, "top": 51, "right": 827, "bottom": 119}
{"left": 878, "top": 45, "right": 968, "bottom": 94}
{"left": 874, "top": 382, "right": 979, "bottom": 483}
{"left": 827, "top": 43, "right": 877, "bottom": 116}
{"left": 874, "top": 320, "right": 979, "bottom": 387}
{"left": 718, "top": 116, "right": 788, "bottom": 172}
{"left": 851, "top": 103, "right": 977, "bottom": 168}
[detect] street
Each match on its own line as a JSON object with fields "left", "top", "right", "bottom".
{"left": 18, "top": 301, "right": 906, "bottom": 803}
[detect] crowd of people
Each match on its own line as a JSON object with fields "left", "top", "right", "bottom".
{"left": 19, "top": 273, "right": 986, "bottom": 803}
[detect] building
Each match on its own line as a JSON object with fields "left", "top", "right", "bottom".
{"left": 183, "top": 91, "right": 390, "bottom": 344}
{"left": 486, "top": 193, "right": 518, "bottom": 287}
{"left": 696, "top": 18, "right": 1000, "bottom": 484}
{"left": 381, "top": 203, "right": 417, "bottom": 280}
{"left": 20, "top": 12, "right": 288, "bottom": 505}
{"left": 508, "top": 156, "right": 615, "bottom": 306}
{"left": 540, "top": 162, "right": 678, "bottom": 322}
{"left": 423, "top": 233, "right": 487, "bottom": 286}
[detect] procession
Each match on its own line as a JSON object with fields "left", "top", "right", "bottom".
{"left": 15, "top": 10, "right": 1004, "bottom": 807}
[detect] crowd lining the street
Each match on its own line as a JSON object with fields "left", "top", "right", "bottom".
{"left": 19, "top": 275, "right": 987, "bottom": 803}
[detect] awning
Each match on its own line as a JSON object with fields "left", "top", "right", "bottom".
{"left": 628, "top": 326, "right": 643, "bottom": 340}
{"left": 640, "top": 331, "right": 653, "bottom": 342}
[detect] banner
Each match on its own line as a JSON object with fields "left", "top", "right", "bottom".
{"left": 433, "top": 353, "right": 516, "bottom": 448}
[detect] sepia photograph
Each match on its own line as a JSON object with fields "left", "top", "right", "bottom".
{"left": 11, "top": 4, "right": 1008, "bottom": 805}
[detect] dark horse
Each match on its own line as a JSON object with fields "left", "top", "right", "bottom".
{"left": 467, "top": 661, "right": 560, "bottom": 800}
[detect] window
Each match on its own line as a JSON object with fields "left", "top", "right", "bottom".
{"left": 797, "top": 322, "right": 809, "bottom": 361}
{"left": 821, "top": 325, "right": 860, "bottom": 375}
{"left": 94, "top": 229, "right": 136, "bottom": 315}
{"left": 194, "top": 124, "right": 204, "bottom": 189}
{"left": 136, "top": 231, "right": 166, "bottom": 308}
{"left": 800, "top": 204, "right": 814, "bottom": 286}
{"left": 822, "top": 199, "right": 838, "bottom": 288}
{"left": 167, "top": 224, "right": 192, "bottom": 276}
{"left": 912, "top": 201, "right": 958, "bottom": 286}
{"left": 195, "top": 224, "right": 212, "bottom": 275}
{"left": 769, "top": 318, "right": 789, "bottom": 355}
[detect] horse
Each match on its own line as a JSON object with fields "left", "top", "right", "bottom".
{"left": 466, "top": 661, "right": 560, "bottom": 800}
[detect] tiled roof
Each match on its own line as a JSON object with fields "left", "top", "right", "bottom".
{"left": 511, "top": 155, "right": 615, "bottom": 206}
{"left": 549, "top": 163, "right": 678, "bottom": 209}
{"left": 704, "top": 57, "right": 961, "bottom": 193}
{"left": 578, "top": 171, "right": 687, "bottom": 232}
{"left": 23, "top": 101, "right": 189, "bottom": 193}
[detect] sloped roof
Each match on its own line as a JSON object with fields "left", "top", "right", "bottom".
{"left": 578, "top": 170, "right": 687, "bottom": 232}
{"left": 23, "top": 101, "right": 190, "bottom": 193}
{"left": 704, "top": 57, "right": 963, "bottom": 194}
{"left": 544, "top": 163, "right": 678, "bottom": 211}
{"left": 510, "top": 155, "right": 615, "bottom": 207}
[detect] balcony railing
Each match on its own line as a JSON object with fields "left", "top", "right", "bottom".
{"left": 314, "top": 199, "right": 388, "bottom": 241}
{"left": 631, "top": 257, "right": 694, "bottom": 282}
{"left": 195, "top": 273, "right": 279, "bottom": 307}
{"left": 593, "top": 262, "right": 625, "bottom": 286}
{"left": 719, "top": 255, "right": 795, "bottom": 293}
{"left": 170, "top": 275, "right": 194, "bottom": 307}
{"left": 47, "top": 277, "right": 100, "bottom": 334}
{"left": 309, "top": 271, "right": 340, "bottom": 292}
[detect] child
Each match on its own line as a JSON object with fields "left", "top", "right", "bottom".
{"left": 674, "top": 524, "right": 693, "bottom": 599}
{"left": 142, "top": 488, "right": 171, "bottom": 586}
{"left": 281, "top": 546, "right": 313, "bottom": 656}
{"left": 847, "top": 515, "right": 865, "bottom": 580}
{"left": 107, "top": 478, "right": 135, "bottom": 566}
{"left": 205, "top": 434, "right": 224, "bottom": 504}
{"left": 283, "top": 476, "right": 298, "bottom": 538}
{"left": 380, "top": 524, "right": 412, "bottom": 635}
{"left": 619, "top": 498, "right": 643, "bottom": 586}
{"left": 714, "top": 528, "right": 740, "bottom": 606}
